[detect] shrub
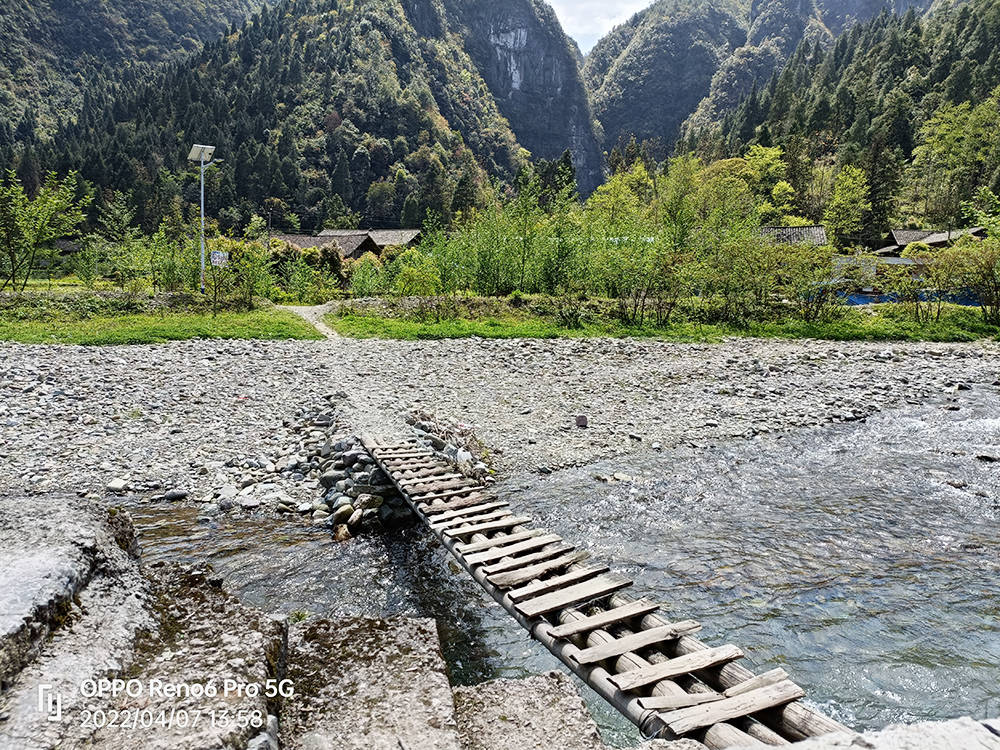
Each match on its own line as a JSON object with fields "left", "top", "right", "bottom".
{"left": 349, "top": 252, "right": 385, "bottom": 297}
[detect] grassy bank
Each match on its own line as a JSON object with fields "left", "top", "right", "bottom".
{"left": 327, "top": 298, "right": 999, "bottom": 343}
{"left": 0, "top": 310, "right": 322, "bottom": 345}
{"left": 0, "top": 292, "right": 322, "bottom": 345}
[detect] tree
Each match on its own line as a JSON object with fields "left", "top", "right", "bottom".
{"left": 824, "top": 166, "right": 872, "bottom": 249}
{"left": 0, "top": 170, "right": 88, "bottom": 292}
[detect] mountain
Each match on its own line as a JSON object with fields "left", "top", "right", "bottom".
{"left": 0, "top": 0, "right": 269, "bottom": 138}
{"left": 583, "top": 0, "right": 749, "bottom": 151}
{"left": 583, "top": 0, "right": 939, "bottom": 150}
{"left": 717, "top": 0, "right": 1000, "bottom": 159}
{"left": 30, "top": 0, "right": 600, "bottom": 232}
{"left": 439, "top": 0, "right": 603, "bottom": 194}
{"left": 684, "top": 0, "right": 937, "bottom": 134}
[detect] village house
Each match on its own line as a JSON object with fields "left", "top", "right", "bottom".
{"left": 273, "top": 232, "right": 380, "bottom": 260}
{"left": 759, "top": 226, "right": 829, "bottom": 246}
{"left": 319, "top": 228, "right": 423, "bottom": 253}
{"left": 874, "top": 227, "right": 986, "bottom": 257}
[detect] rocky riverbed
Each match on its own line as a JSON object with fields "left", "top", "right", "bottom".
{"left": 2, "top": 337, "right": 998, "bottom": 502}
{"left": 1, "top": 335, "right": 998, "bottom": 748}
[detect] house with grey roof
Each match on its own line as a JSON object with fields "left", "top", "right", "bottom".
{"left": 876, "top": 226, "right": 986, "bottom": 256}
{"left": 759, "top": 226, "right": 829, "bottom": 246}
{"left": 319, "top": 228, "right": 423, "bottom": 252}
{"left": 275, "top": 232, "right": 379, "bottom": 260}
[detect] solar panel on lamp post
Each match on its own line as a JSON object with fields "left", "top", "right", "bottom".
{"left": 187, "top": 145, "right": 223, "bottom": 294}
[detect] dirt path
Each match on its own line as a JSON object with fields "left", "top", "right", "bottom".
{"left": 280, "top": 303, "right": 339, "bottom": 339}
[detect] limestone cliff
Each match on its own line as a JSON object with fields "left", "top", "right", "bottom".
{"left": 438, "top": 0, "right": 604, "bottom": 193}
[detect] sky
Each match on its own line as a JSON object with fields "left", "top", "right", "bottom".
{"left": 548, "top": 1, "right": 652, "bottom": 53}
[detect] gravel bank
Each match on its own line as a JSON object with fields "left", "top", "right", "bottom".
{"left": 1, "top": 337, "right": 997, "bottom": 499}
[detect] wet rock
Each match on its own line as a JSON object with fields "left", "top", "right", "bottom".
{"left": 163, "top": 488, "right": 189, "bottom": 502}
{"left": 106, "top": 477, "right": 127, "bottom": 493}
{"left": 331, "top": 504, "right": 354, "bottom": 525}
{"left": 332, "top": 524, "right": 352, "bottom": 543}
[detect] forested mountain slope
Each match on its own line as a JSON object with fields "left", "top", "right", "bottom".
{"left": 705, "top": 0, "right": 1000, "bottom": 230}
{"left": 0, "top": 0, "right": 269, "bottom": 138}
{"left": 583, "top": 0, "right": 939, "bottom": 149}
{"left": 684, "top": 0, "right": 937, "bottom": 134}
{"left": 27, "top": 0, "right": 557, "bottom": 232}
{"left": 583, "top": 0, "right": 748, "bottom": 151}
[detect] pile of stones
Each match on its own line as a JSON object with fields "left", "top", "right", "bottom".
{"left": 281, "top": 434, "right": 414, "bottom": 540}
{"left": 196, "top": 398, "right": 414, "bottom": 541}
{"left": 406, "top": 410, "right": 493, "bottom": 484}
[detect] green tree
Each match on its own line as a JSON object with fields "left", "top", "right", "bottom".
{"left": 824, "top": 166, "right": 872, "bottom": 249}
{"left": 0, "top": 170, "right": 88, "bottom": 292}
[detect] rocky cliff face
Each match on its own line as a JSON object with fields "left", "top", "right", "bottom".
{"left": 439, "top": 0, "right": 604, "bottom": 193}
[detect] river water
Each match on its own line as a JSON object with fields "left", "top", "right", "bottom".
{"left": 130, "top": 389, "right": 1000, "bottom": 745}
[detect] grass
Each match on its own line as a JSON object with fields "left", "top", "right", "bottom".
{"left": 0, "top": 309, "right": 323, "bottom": 345}
{"left": 327, "top": 304, "right": 1000, "bottom": 343}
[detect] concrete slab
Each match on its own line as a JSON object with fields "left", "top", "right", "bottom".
{"left": 281, "top": 617, "right": 462, "bottom": 750}
{"left": 452, "top": 671, "right": 607, "bottom": 750}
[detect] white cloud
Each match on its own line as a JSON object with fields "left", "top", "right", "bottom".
{"left": 547, "top": 1, "right": 652, "bottom": 53}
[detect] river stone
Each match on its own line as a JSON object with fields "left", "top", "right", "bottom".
{"left": 218, "top": 484, "right": 238, "bottom": 500}
{"left": 331, "top": 505, "right": 354, "bottom": 525}
{"left": 347, "top": 509, "right": 364, "bottom": 529}
{"left": 239, "top": 497, "right": 262, "bottom": 510}
{"left": 332, "top": 524, "right": 351, "bottom": 542}
{"left": 312, "top": 509, "right": 331, "bottom": 523}
{"left": 319, "top": 470, "right": 345, "bottom": 489}
{"left": 106, "top": 477, "right": 128, "bottom": 493}
{"left": 163, "top": 488, "right": 189, "bottom": 502}
{"left": 355, "top": 493, "right": 383, "bottom": 510}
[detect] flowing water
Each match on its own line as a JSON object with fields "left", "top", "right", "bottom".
{"left": 130, "top": 389, "right": 1000, "bottom": 745}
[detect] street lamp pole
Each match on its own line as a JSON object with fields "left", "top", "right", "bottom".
{"left": 200, "top": 154, "right": 207, "bottom": 293}
{"left": 188, "top": 144, "right": 220, "bottom": 295}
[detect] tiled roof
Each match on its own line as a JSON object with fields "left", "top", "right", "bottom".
{"left": 368, "top": 229, "right": 422, "bottom": 247}
{"left": 759, "top": 226, "right": 829, "bottom": 246}
{"left": 272, "top": 234, "right": 334, "bottom": 250}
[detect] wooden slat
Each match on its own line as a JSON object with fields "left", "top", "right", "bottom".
{"left": 456, "top": 530, "right": 543, "bottom": 554}
{"left": 432, "top": 509, "right": 512, "bottom": 531}
{"left": 488, "top": 550, "right": 590, "bottom": 588}
{"left": 374, "top": 447, "right": 429, "bottom": 456}
{"left": 382, "top": 455, "right": 437, "bottom": 465}
{"left": 421, "top": 493, "right": 492, "bottom": 514}
{"left": 393, "top": 466, "right": 449, "bottom": 479}
{"left": 724, "top": 669, "right": 791, "bottom": 699}
{"left": 661, "top": 680, "right": 805, "bottom": 735}
{"left": 408, "top": 478, "right": 476, "bottom": 496}
{"left": 464, "top": 533, "right": 562, "bottom": 566}
{"left": 515, "top": 575, "right": 632, "bottom": 619}
{"left": 481, "top": 545, "right": 577, "bottom": 577}
{"left": 638, "top": 692, "right": 724, "bottom": 711}
{"left": 400, "top": 473, "right": 464, "bottom": 487}
{"left": 608, "top": 644, "right": 744, "bottom": 692}
{"left": 507, "top": 566, "right": 610, "bottom": 604}
{"left": 425, "top": 501, "right": 508, "bottom": 525}
{"left": 443, "top": 516, "right": 532, "bottom": 539}
{"left": 549, "top": 599, "right": 660, "bottom": 640}
{"left": 575, "top": 621, "right": 704, "bottom": 667}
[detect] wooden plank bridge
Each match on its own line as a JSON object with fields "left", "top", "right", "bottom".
{"left": 362, "top": 437, "right": 852, "bottom": 748}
